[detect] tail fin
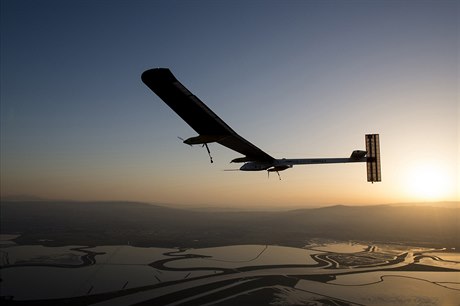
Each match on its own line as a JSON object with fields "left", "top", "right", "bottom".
{"left": 366, "top": 134, "right": 381, "bottom": 183}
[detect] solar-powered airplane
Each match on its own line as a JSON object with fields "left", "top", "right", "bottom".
{"left": 142, "top": 68, "right": 381, "bottom": 182}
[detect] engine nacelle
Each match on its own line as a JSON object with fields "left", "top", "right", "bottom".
{"left": 183, "top": 135, "right": 225, "bottom": 145}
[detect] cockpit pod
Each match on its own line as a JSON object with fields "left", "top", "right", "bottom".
{"left": 240, "top": 162, "right": 273, "bottom": 171}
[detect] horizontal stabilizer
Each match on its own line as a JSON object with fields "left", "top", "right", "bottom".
{"left": 366, "top": 134, "right": 381, "bottom": 183}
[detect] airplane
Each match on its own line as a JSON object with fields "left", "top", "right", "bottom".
{"left": 142, "top": 68, "right": 381, "bottom": 182}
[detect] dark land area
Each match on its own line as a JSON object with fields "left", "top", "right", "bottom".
{"left": 1, "top": 200, "right": 458, "bottom": 249}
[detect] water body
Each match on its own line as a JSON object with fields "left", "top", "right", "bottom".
{"left": 1, "top": 241, "right": 459, "bottom": 305}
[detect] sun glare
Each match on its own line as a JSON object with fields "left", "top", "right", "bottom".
{"left": 405, "top": 163, "right": 451, "bottom": 200}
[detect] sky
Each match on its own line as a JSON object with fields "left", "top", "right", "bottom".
{"left": 1, "top": 0, "right": 458, "bottom": 208}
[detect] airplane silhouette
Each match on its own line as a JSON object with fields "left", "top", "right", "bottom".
{"left": 142, "top": 68, "right": 380, "bottom": 182}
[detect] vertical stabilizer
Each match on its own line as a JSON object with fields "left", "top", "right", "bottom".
{"left": 366, "top": 134, "right": 381, "bottom": 183}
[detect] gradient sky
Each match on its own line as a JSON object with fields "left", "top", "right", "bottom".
{"left": 1, "top": 0, "right": 458, "bottom": 208}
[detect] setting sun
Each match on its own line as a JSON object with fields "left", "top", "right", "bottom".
{"left": 405, "top": 163, "right": 453, "bottom": 200}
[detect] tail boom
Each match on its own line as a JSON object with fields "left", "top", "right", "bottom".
{"left": 238, "top": 134, "right": 381, "bottom": 183}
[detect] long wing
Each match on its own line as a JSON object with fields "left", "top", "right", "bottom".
{"left": 141, "top": 68, "right": 275, "bottom": 162}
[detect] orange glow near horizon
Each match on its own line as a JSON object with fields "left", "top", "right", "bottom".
{"left": 2, "top": 157, "right": 457, "bottom": 208}
{"left": 403, "top": 162, "right": 457, "bottom": 202}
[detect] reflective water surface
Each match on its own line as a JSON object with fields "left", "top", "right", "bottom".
{"left": 1, "top": 240, "right": 459, "bottom": 305}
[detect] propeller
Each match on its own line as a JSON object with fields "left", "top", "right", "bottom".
{"left": 178, "top": 136, "right": 192, "bottom": 146}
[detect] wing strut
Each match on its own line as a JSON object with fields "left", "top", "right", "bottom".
{"left": 204, "top": 143, "right": 213, "bottom": 163}
{"left": 268, "top": 170, "right": 282, "bottom": 180}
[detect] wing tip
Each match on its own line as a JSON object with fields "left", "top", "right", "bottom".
{"left": 141, "top": 68, "right": 175, "bottom": 86}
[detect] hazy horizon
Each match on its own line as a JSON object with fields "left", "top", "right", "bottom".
{"left": 2, "top": 199, "right": 459, "bottom": 249}
{"left": 1, "top": 194, "right": 458, "bottom": 211}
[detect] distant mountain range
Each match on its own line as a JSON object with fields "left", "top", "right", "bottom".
{"left": 1, "top": 200, "right": 458, "bottom": 249}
